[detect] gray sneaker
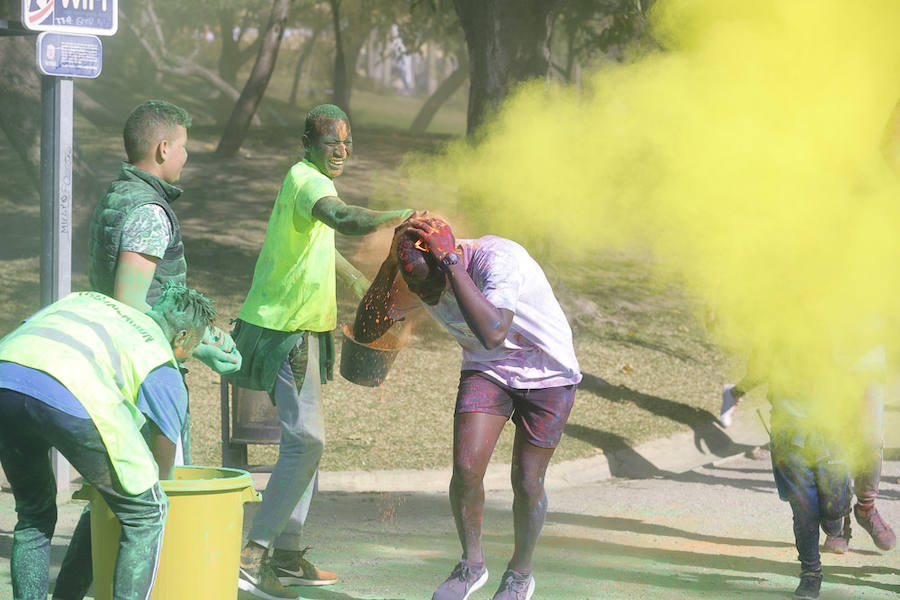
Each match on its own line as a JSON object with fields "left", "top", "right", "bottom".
{"left": 492, "top": 569, "right": 535, "bottom": 600}
{"left": 432, "top": 560, "right": 489, "bottom": 600}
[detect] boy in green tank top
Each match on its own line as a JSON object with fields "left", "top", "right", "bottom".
{"left": 233, "top": 104, "right": 413, "bottom": 600}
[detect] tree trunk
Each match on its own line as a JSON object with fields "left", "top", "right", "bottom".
{"left": 217, "top": 6, "right": 240, "bottom": 85}
{"left": 217, "top": 6, "right": 264, "bottom": 86}
{"left": 426, "top": 43, "right": 438, "bottom": 95}
{"left": 73, "top": 87, "right": 117, "bottom": 127}
{"left": 288, "top": 26, "right": 322, "bottom": 107}
{"left": 452, "top": 0, "right": 561, "bottom": 136}
{"left": 409, "top": 56, "right": 469, "bottom": 135}
{"left": 216, "top": 0, "right": 293, "bottom": 157}
{"left": 329, "top": 0, "right": 351, "bottom": 112}
{"left": 337, "top": 25, "right": 369, "bottom": 110}
{"left": 0, "top": 36, "right": 42, "bottom": 191}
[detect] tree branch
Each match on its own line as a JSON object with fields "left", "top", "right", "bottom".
{"left": 122, "top": 5, "right": 262, "bottom": 126}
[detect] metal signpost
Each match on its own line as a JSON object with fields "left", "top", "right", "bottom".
{"left": 39, "top": 72, "right": 75, "bottom": 493}
{"left": 8, "top": 0, "right": 117, "bottom": 493}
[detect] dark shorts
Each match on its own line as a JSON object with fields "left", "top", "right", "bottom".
{"left": 455, "top": 370, "right": 577, "bottom": 449}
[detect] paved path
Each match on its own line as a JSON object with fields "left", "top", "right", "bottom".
{"left": 256, "top": 451, "right": 900, "bottom": 600}
{"left": 2, "top": 397, "right": 898, "bottom": 599}
{"left": 2, "top": 449, "right": 898, "bottom": 599}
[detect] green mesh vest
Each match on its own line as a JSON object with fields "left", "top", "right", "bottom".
{"left": 89, "top": 162, "right": 187, "bottom": 306}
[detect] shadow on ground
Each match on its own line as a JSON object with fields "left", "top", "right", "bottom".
{"left": 544, "top": 512, "right": 794, "bottom": 549}
{"left": 566, "top": 373, "right": 761, "bottom": 486}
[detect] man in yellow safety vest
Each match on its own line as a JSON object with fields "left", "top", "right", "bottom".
{"left": 0, "top": 284, "right": 215, "bottom": 600}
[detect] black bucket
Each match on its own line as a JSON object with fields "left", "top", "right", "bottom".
{"left": 339, "top": 324, "right": 402, "bottom": 387}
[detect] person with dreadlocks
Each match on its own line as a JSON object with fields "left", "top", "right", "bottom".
{"left": 232, "top": 104, "right": 412, "bottom": 599}
{"left": 0, "top": 284, "right": 215, "bottom": 600}
{"left": 353, "top": 215, "right": 580, "bottom": 600}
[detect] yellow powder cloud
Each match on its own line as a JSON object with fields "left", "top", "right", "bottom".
{"left": 405, "top": 0, "right": 900, "bottom": 441}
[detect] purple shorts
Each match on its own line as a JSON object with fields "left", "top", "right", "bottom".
{"left": 455, "top": 370, "right": 577, "bottom": 449}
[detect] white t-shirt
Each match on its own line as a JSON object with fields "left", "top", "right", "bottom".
{"left": 391, "top": 236, "right": 581, "bottom": 389}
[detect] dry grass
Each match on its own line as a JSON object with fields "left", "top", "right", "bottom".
{"left": 0, "top": 85, "right": 739, "bottom": 472}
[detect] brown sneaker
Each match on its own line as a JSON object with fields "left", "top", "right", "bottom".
{"left": 822, "top": 517, "right": 850, "bottom": 554}
{"left": 272, "top": 546, "right": 338, "bottom": 586}
{"left": 238, "top": 543, "right": 299, "bottom": 600}
{"left": 854, "top": 504, "right": 897, "bottom": 551}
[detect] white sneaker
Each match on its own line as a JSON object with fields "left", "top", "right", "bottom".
{"left": 719, "top": 384, "right": 741, "bottom": 428}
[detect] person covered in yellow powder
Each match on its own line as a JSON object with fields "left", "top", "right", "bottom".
{"left": 0, "top": 285, "right": 215, "bottom": 600}
{"left": 720, "top": 101, "right": 900, "bottom": 566}
{"left": 231, "top": 104, "right": 412, "bottom": 600}
{"left": 744, "top": 331, "right": 893, "bottom": 599}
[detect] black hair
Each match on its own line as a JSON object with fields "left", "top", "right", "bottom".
{"left": 303, "top": 104, "right": 349, "bottom": 144}
{"left": 123, "top": 100, "right": 191, "bottom": 163}
{"left": 397, "top": 235, "right": 442, "bottom": 282}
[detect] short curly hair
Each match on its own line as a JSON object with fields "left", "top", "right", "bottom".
{"left": 303, "top": 104, "right": 349, "bottom": 143}
{"left": 123, "top": 100, "right": 191, "bottom": 163}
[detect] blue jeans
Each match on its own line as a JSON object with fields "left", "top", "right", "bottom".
{"left": 55, "top": 368, "right": 192, "bottom": 599}
{"left": 771, "top": 425, "right": 851, "bottom": 573}
{"left": 247, "top": 334, "right": 324, "bottom": 549}
{"left": 0, "top": 388, "right": 167, "bottom": 600}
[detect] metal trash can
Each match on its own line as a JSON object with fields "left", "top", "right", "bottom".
{"left": 220, "top": 378, "right": 280, "bottom": 469}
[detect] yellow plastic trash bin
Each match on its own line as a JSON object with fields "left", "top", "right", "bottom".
{"left": 83, "top": 465, "right": 260, "bottom": 600}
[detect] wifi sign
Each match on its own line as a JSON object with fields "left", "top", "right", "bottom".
{"left": 19, "top": 0, "right": 118, "bottom": 36}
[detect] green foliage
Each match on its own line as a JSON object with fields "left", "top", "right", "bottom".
{"left": 403, "top": 0, "right": 464, "bottom": 55}
{"left": 554, "top": 0, "right": 658, "bottom": 77}
{"left": 152, "top": 0, "right": 271, "bottom": 29}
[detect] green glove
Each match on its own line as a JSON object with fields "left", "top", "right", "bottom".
{"left": 194, "top": 341, "right": 242, "bottom": 375}
{"left": 194, "top": 327, "right": 242, "bottom": 375}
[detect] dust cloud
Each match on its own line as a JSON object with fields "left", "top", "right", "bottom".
{"left": 405, "top": 0, "right": 900, "bottom": 439}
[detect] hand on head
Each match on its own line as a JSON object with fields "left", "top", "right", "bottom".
{"left": 405, "top": 216, "right": 455, "bottom": 261}
{"left": 390, "top": 210, "right": 427, "bottom": 262}
{"left": 418, "top": 218, "right": 455, "bottom": 260}
{"left": 390, "top": 212, "right": 455, "bottom": 263}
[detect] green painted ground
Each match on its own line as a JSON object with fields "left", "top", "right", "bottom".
{"left": 2, "top": 451, "right": 898, "bottom": 599}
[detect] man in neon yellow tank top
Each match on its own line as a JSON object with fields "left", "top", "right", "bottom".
{"left": 0, "top": 285, "right": 215, "bottom": 600}
{"left": 232, "top": 104, "right": 413, "bottom": 599}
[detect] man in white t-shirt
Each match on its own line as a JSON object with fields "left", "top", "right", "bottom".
{"left": 353, "top": 216, "right": 580, "bottom": 600}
